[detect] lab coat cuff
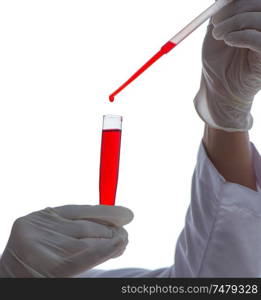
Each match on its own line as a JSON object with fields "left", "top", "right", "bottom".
{"left": 198, "top": 141, "right": 261, "bottom": 214}
{"left": 196, "top": 141, "right": 226, "bottom": 201}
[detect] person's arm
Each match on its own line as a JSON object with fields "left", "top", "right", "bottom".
{"left": 203, "top": 125, "right": 257, "bottom": 191}
{"left": 172, "top": 136, "right": 261, "bottom": 277}
{"left": 171, "top": 0, "right": 261, "bottom": 277}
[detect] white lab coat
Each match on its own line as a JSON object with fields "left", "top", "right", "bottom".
{"left": 77, "top": 141, "right": 261, "bottom": 278}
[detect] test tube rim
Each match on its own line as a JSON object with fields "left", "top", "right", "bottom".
{"left": 103, "top": 115, "right": 123, "bottom": 130}
{"left": 103, "top": 114, "right": 123, "bottom": 119}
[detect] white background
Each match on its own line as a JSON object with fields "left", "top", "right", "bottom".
{"left": 0, "top": 0, "right": 260, "bottom": 272}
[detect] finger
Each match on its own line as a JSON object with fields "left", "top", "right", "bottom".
{"left": 224, "top": 30, "right": 261, "bottom": 54}
{"left": 84, "top": 205, "right": 134, "bottom": 227}
{"left": 43, "top": 226, "right": 125, "bottom": 256}
{"left": 37, "top": 232, "right": 88, "bottom": 255}
{"left": 79, "top": 227, "right": 128, "bottom": 261}
{"left": 28, "top": 209, "right": 114, "bottom": 239}
{"left": 51, "top": 227, "right": 128, "bottom": 277}
{"left": 110, "top": 239, "right": 128, "bottom": 259}
{"left": 36, "top": 226, "right": 126, "bottom": 260}
{"left": 213, "top": 12, "right": 261, "bottom": 40}
{"left": 212, "top": 0, "right": 261, "bottom": 25}
{"left": 27, "top": 231, "right": 124, "bottom": 278}
{"left": 50, "top": 205, "right": 134, "bottom": 227}
{"left": 52, "top": 219, "right": 114, "bottom": 239}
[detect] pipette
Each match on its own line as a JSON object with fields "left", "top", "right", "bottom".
{"left": 109, "top": 0, "right": 233, "bottom": 102}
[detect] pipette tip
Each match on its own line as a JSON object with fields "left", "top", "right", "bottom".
{"left": 109, "top": 94, "right": 115, "bottom": 102}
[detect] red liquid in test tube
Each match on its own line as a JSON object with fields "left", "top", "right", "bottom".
{"left": 99, "top": 115, "right": 122, "bottom": 206}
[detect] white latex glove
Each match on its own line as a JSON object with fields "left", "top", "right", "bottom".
{"left": 194, "top": 0, "right": 261, "bottom": 132}
{"left": 0, "top": 205, "right": 133, "bottom": 278}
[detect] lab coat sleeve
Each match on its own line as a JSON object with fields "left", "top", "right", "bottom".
{"left": 76, "top": 267, "right": 172, "bottom": 278}
{"left": 173, "top": 142, "right": 261, "bottom": 277}
{"left": 77, "top": 141, "right": 261, "bottom": 278}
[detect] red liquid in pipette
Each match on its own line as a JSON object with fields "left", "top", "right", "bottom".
{"left": 109, "top": 41, "right": 176, "bottom": 102}
{"left": 99, "top": 129, "right": 122, "bottom": 206}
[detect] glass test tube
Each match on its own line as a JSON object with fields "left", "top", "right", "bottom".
{"left": 99, "top": 115, "right": 122, "bottom": 206}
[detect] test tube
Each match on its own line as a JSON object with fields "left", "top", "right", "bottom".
{"left": 99, "top": 115, "right": 122, "bottom": 206}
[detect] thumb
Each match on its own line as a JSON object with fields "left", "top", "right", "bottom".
{"left": 224, "top": 30, "right": 261, "bottom": 54}
{"left": 49, "top": 205, "right": 134, "bottom": 227}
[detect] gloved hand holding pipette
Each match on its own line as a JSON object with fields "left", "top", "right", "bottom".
{"left": 194, "top": 0, "right": 261, "bottom": 132}
{"left": 0, "top": 205, "right": 133, "bottom": 277}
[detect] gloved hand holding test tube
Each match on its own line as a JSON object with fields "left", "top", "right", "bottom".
{"left": 109, "top": 0, "right": 234, "bottom": 102}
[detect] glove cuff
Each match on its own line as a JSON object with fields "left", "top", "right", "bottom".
{"left": 194, "top": 76, "right": 254, "bottom": 132}
{"left": 0, "top": 248, "right": 43, "bottom": 278}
